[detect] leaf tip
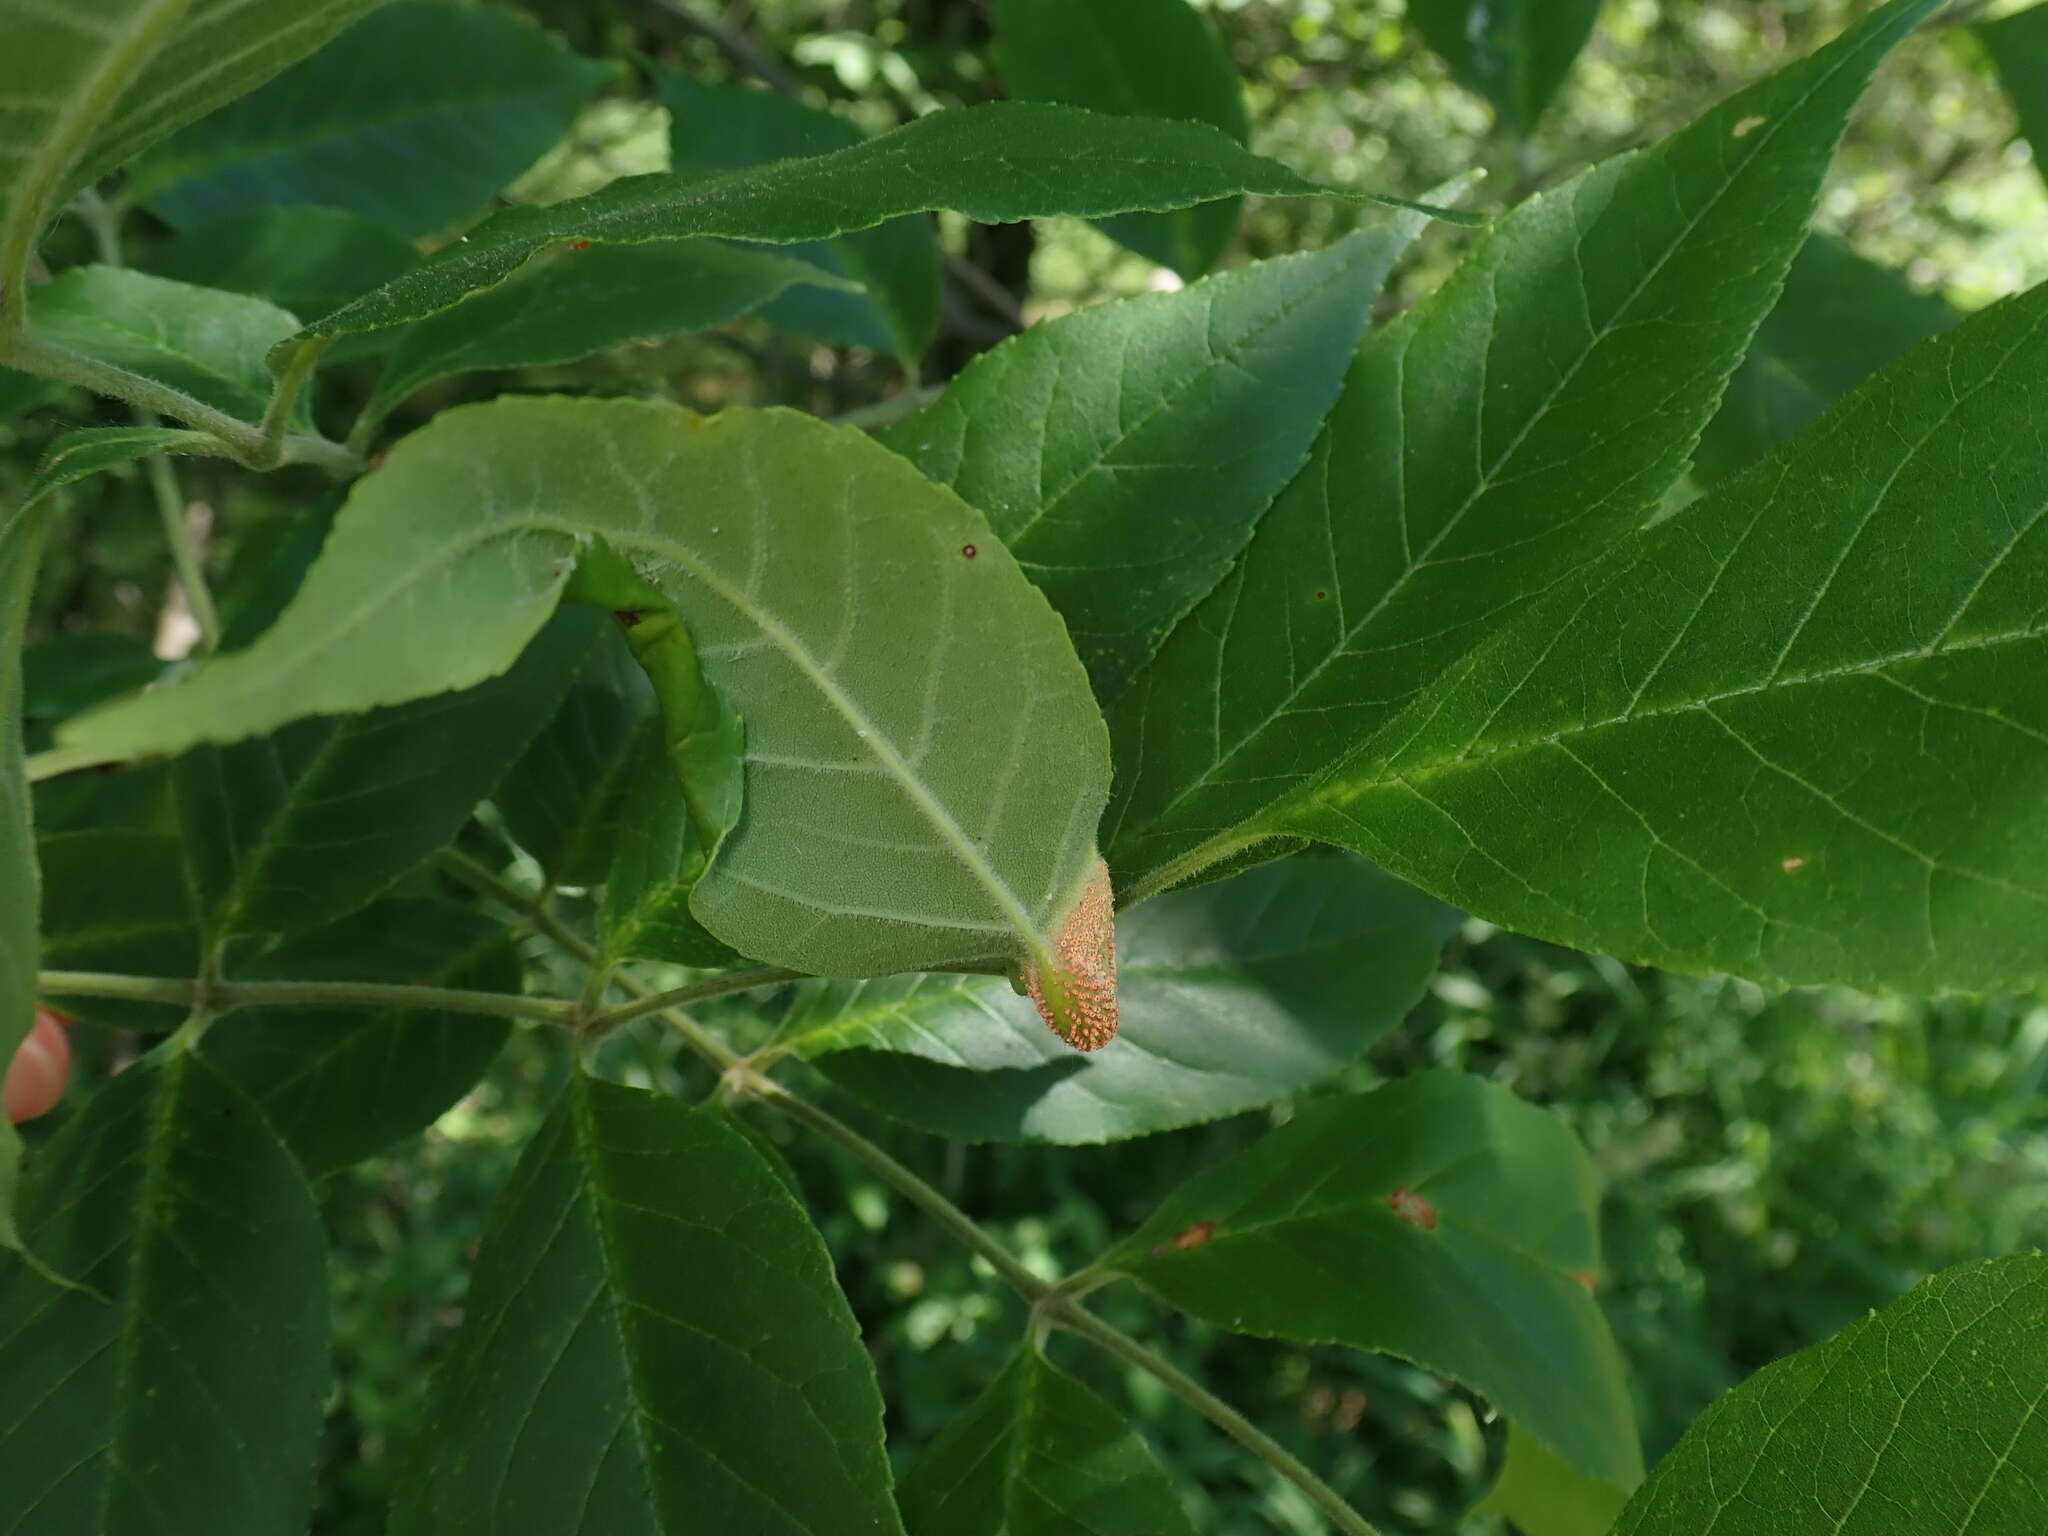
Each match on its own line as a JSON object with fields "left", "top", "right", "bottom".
{"left": 1024, "top": 858, "right": 1118, "bottom": 1052}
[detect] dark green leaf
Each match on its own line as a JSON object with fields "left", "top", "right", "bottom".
{"left": 151, "top": 205, "right": 421, "bottom": 321}
{"left": 1101, "top": 1070, "right": 1640, "bottom": 1484}
{"left": 176, "top": 606, "right": 599, "bottom": 941}
{"left": 1694, "top": 233, "right": 1956, "bottom": 485}
{"left": 496, "top": 618, "right": 653, "bottom": 887}
{"left": 884, "top": 226, "right": 1418, "bottom": 700}
{"left": 68, "top": 400, "right": 1112, "bottom": 981}
{"left": 598, "top": 730, "right": 745, "bottom": 968}
{"left": 1614, "top": 1255, "right": 2048, "bottom": 1535}
{"left": 130, "top": 0, "right": 611, "bottom": 237}
{"left": 391, "top": 1071, "right": 903, "bottom": 1536}
{"left": 0, "top": 1045, "right": 328, "bottom": 1534}
{"left": 1283, "top": 275, "right": 2048, "bottom": 994}
{"left": 37, "top": 830, "right": 197, "bottom": 1032}
{"left": 0, "top": 370, "right": 59, "bottom": 426}
{"left": 658, "top": 70, "right": 940, "bottom": 359}
{"left": 1105, "top": 0, "right": 1942, "bottom": 903}
{"left": 22, "top": 637, "right": 172, "bottom": 838}
{"left": 1407, "top": 0, "right": 1601, "bottom": 135}
{"left": 1980, "top": 2, "right": 2048, "bottom": 195}
{"left": 358, "top": 240, "right": 852, "bottom": 434}
{"left": 1474, "top": 1421, "right": 1632, "bottom": 1536}
{"left": 992, "top": 0, "right": 1249, "bottom": 276}
{"left": 791, "top": 853, "right": 1457, "bottom": 1143}
{"left": 286, "top": 102, "right": 1468, "bottom": 349}
{"left": 898, "top": 1347, "right": 1195, "bottom": 1536}
{"left": 30, "top": 267, "right": 302, "bottom": 423}
{"left": 202, "top": 899, "right": 515, "bottom": 1176}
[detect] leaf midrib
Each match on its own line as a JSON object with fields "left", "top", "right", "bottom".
{"left": 1120, "top": 18, "right": 1906, "bottom": 866}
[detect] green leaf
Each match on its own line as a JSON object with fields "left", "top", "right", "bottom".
{"left": 0, "top": 490, "right": 54, "bottom": 1253}
{"left": 391, "top": 1071, "right": 903, "bottom": 1536}
{"left": 898, "top": 1347, "right": 1195, "bottom": 1536}
{"left": 202, "top": 899, "right": 515, "bottom": 1176}
{"left": 992, "top": 0, "right": 1250, "bottom": 277}
{"left": 598, "top": 730, "right": 746, "bottom": 969}
{"left": 0, "top": 1045, "right": 329, "bottom": 1534}
{"left": 1104, "top": 0, "right": 1942, "bottom": 903}
{"left": 495, "top": 618, "right": 654, "bottom": 887}
{"left": 1407, "top": 0, "right": 1601, "bottom": 135}
{"left": 37, "top": 830, "right": 197, "bottom": 1032}
{"left": 0, "top": 0, "right": 392, "bottom": 296}
{"left": 129, "top": 0, "right": 611, "bottom": 237}
{"left": 23, "top": 426, "right": 223, "bottom": 508}
{"left": 22, "top": 636, "right": 172, "bottom": 838}
{"left": 176, "top": 606, "right": 600, "bottom": 942}
{"left": 658, "top": 69, "right": 941, "bottom": 359}
{"left": 1980, "top": 2, "right": 2048, "bottom": 195}
{"left": 66, "top": 399, "right": 1113, "bottom": 979}
{"left": 1473, "top": 1422, "right": 1632, "bottom": 1536}
{"left": 285, "top": 102, "right": 1468, "bottom": 350}
{"left": 788, "top": 853, "right": 1458, "bottom": 1144}
{"left": 151, "top": 205, "right": 421, "bottom": 322}
{"left": 884, "top": 225, "right": 1418, "bottom": 701}
{"left": 1284, "top": 274, "right": 2048, "bottom": 995}
{"left": 1100, "top": 1070, "right": 1640, "bottom": 1485}
{"left": 29, "top": 266, "right": 303, "bottom": 423}
{"left": 0, "top": 368, "right": 59, "bottom": 426}
{"left": 357, "top": 240, "right": 853, "bottom": 435}
{"left": 1614, "top": 1255, "right": 2048, "bottom": 1535}
{"left": 1694, "top": 233, "right": 1956, "bottom": 485}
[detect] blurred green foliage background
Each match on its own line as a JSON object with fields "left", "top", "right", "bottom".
{"left": 11, "top": 2, "right": 2048, "bottom": 1532}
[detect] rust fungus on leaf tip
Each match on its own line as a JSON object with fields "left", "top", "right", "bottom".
{"left": 1024, "top": 858, "right": 1119, "bottom": 1051}
{"left": 1386, "top": 1185, "right": 1437, "bottom": 1231}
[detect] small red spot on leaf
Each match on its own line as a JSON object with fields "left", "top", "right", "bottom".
{"left": 1172, "top": 1221, "right": 1215, "bottom": 1250}
{"left": 571, "top": 238, "right": 592, "bottom": 250}
{"left": 1573, "top": 1269, "right": 1598, "bottom": 1293}
{"left": 961, "top": 544, "right": 977, "bottom": 559}
{"left": 1386, "top": 1186, "right": 1437, "bottom": 1231}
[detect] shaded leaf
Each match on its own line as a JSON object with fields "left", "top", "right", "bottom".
{"left": 176, "top": 606, "right": 600, "bottom": 941}
{"left": 0, "top": 1045, "right": 328, "bottom": 1534}
{"left": 358, "top": 240, "right": 855, "bottom": 432}
{"left": 884, "top": 225, "right": 1418, "bottom": 700}
{"left": 1981, "top": 1, "right": 2048, "bottom": 195}
{"left": 391, "top": 1072, "right": 903, "bottom": 1536}
{"left": 495, "top": 617, "right": 653, "bottom": 887}
{"left": 1408, "top": 0, "right": 1601, "bottom": 135}
{"left": 285, "top": 102, "right": 1467, "bottom": 350}
{"left": 66, "top": 400, "right": 1112, "bottom": 980}
{"left": 898, "top": 1347, "right": 1195, "bottom": 1536}
{"left": 130, "top": 0, "right": 610, "bottom": 237}
{"left": 1282, "top": 274, "right": 2048, "bottom": 994}
{"left": 0, "top": 370, "right": 59, "bottom": 426}
{"left": 1694, "top": 233, "right": 1956, "bottom": 485}
{"left": 1105, "top": 0, "right": 1942, "bottom": 902}
{"left": 598, "top": 730, "right": 745, "bottom": 969}
{"left": 1614, "top": 1255, "right": 2048, "bottom": 1535}
{"left": 30, "top": 266, "right": 303, "bottom": 423}
{"left": 992, "top": 0, "right": 1249, "bottom": 277}
{"left": 23, "top": 426, "right": 223, "bottom": 507}
{"left": 658, "top": 69, "right": 940, "bottom": 359}
{"left": 790, "top": 853, "right": 1457, "bottom": 1144}
{"left": 1474, "top": 1421, "right": 1632, "bottom": 1536}
{"left": 152, "top": 204, "right": 421, "bottom": 321}
{"left": 203, "top": 899, "right": 515, "bottom": 1176}
{"left": 22, "top": 635, "right": 171, "bottom": 837}
{"left": 36, "top": 830, "right": 197, "bottom": 1032}
{"left": 1101, "top": 1070, "right": 1640, "bottom": 1484}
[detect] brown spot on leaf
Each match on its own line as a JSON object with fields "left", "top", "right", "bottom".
{"left": 571, "top": 238, "right": 592, "bottom": 250}
{"left": 1172, "top": 1221, "right": 1215, "bottom": 1250}
{"left": 1386, "top": 1185, "right": 1437, "bottom": 1231}
{"left": 1573, "top": 1269, "right": 1598, "bottom": 1293}
{"left": 1780, "top": 855, "right": 1807, "bottom": 873}
{"left": 613, "top": 609, "right": 644, "bottom": 630}
{"left": 961, "top": 543, "right": 977, "bottom": 559}
{"left": 1024, "top": 858, "right": 1119, "bottom": 1051}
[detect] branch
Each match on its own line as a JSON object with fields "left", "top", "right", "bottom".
{"left": 649, "top": 0, "right": 803, "bottom": 98}
{"left": 37, "top": 970, "right": 579, "bottom": 1027}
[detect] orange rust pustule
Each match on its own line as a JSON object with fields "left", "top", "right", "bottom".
{"left": 1386, "top": 1185, "right": 1437, "bottom": 1231}
{"left": 1024, "top": 858, "right": 1119, "bottom": 1052}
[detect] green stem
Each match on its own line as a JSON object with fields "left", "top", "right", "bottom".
{"left": 258, "top": 338, "right": 335, "bottom": 468}
{"left": 36, "top": 970, "right": 579, "bottom": 1027}
{"left": 580, "top": 967, "right": 806, "bottom": 1041}
{"left": 829, "top": 383, "right": 943, "bottom": 433}
{"left": 1045, "top": 1298, "right": 1383, "bottom": 1536}
{"left": 0, "top": 329, "right": 363, "bottom": 477}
